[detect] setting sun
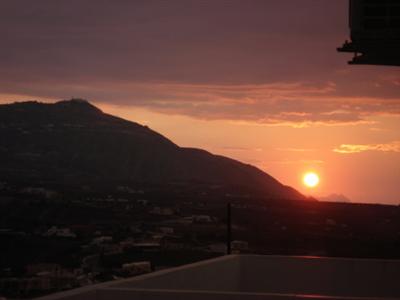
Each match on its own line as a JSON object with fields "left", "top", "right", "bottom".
{"left": 303, "top": 172, "right": 320, "bottom": 188}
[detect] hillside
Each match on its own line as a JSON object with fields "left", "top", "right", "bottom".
{"left": 0, "top": 99, "right": 305, "bottom": 200}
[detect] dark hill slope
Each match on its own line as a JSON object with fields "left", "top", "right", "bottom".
{"left": 0, "top": 99, "right": 305, "bottom": 200}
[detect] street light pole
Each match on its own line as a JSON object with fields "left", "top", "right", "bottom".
{"left": 227, "top": 202, "right": 231, "bottom": 255}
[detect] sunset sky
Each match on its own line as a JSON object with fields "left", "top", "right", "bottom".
{"left": 1, "top": 0, "right": 399, "bottom": 204}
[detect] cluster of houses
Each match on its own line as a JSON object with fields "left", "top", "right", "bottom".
{"left": 0, "top": 184, "right": 255, "bottom": 298}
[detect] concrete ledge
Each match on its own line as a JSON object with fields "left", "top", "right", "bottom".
{"left": 35, "top": 255, "right": 400, "bottom": 300}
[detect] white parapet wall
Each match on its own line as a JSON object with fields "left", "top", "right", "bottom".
{"left": 35, "top": 255, "right": 400, "bottom": 300}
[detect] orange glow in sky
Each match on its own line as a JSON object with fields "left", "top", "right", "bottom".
{"left": 95, "top": 103, "right": 400, "bottom": 205}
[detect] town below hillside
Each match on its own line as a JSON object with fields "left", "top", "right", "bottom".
{"left": 1, "top": 181, "right": 400, "bottom": 298}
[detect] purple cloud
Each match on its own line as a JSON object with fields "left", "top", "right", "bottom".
{"left": 0, "top": 0, "right": 399, "bottom": 125}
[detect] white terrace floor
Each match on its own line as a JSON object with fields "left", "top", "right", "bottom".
{"left": 36, "top": 255, "right": 400, "bottom": 300}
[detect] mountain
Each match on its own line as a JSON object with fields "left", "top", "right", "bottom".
{"left": 318, "top": 194, "right": 352, "bottom": 203}
{"left": 0, "top": 99, "right": 305, "bottom": 200}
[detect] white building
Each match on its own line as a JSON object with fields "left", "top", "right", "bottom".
{"left": 121, "top": 261, "right": 151, "bottom": 276}
{"left": 44, "top": 226, "right": 76, "bottom": 238}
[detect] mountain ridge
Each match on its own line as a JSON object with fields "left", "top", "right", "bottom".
{"left": 0, "top": 99, "right": 306, "bottom": 201}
